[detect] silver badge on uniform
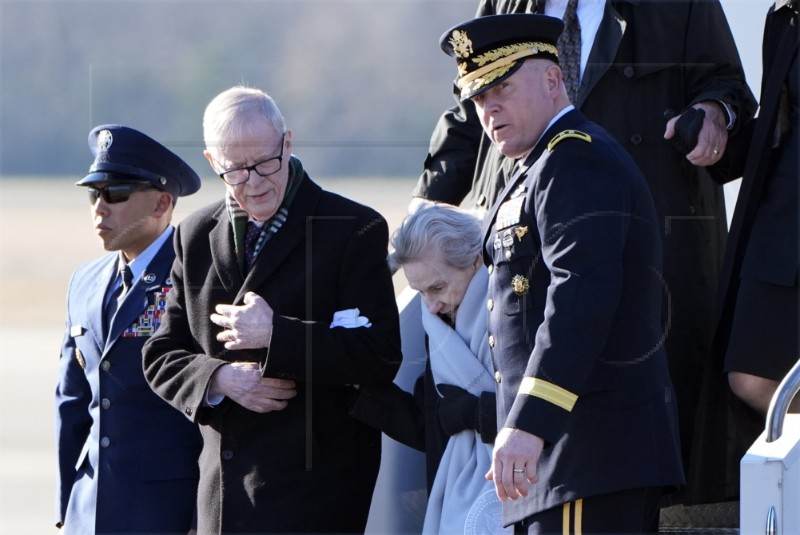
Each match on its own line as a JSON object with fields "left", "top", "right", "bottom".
{"left": 143, "top": 273, "right": 156, "bottom": 284}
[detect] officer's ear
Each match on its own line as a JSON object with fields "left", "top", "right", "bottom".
{"left": 544, "top": 63, "right": 563, "bottom": 93}
{"left": 153, "top": 191, "right": 174, "bottom": 216}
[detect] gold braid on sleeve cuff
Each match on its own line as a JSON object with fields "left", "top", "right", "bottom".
{"left": 518, "top": 377, "right": 577, "bottom": 412}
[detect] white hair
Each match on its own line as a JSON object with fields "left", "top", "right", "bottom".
{"left": 203, "top": 86, "right": 286, "bottom": 157}
{"left": 391, "top": 202, "right": 484, "bottom": 270}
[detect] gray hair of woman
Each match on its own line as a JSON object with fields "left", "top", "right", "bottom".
{"left": 203, "top": 85, "right": 287, "bottom": 157}
{"left": 390, "top": 202, "right": 484, "bottom": 272}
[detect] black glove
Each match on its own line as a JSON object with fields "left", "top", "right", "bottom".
{"left": 436, "top": 384, "right": 498, "bottom": 443}
{"left": 669, "top": 107, "right": 705, "bottom": 155}
{"left": 436, "top": 384, "right": 478, "bottom": 437}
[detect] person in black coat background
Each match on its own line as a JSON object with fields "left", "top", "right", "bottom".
{"left": 690, "top": 0, "right": 800, "bottom": 503}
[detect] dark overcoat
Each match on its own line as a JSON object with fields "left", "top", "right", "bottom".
{"left": 484, "top": 109, "right": 684, "bottom": 525}
{"left": 143, "top": 172, "right": 402, "bottom": 534}
{"left": 413, "top": 0, "right": 757, "bottom": 500}
{"left": 56, "top": 234, "right": 202, "bottom": 534}
{"left": 690, "top": 0, "right": 800, "bottom": 503}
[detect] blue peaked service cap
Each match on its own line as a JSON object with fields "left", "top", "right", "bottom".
{"left": 77, "top": 124, "right": 201, "bottom": 198}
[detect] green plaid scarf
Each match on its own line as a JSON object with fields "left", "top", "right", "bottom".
{"left": 226, "top": 156, "right": 305, "bottom": 272}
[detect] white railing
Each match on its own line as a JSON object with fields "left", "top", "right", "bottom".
{"left": 740, "top": 359, "right": 800, "bottom": 535}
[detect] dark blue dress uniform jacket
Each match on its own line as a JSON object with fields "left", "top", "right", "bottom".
{"left": 55, "top": 233, "right": 202, "bottom": 534}
{"left": 484, "top": 109, "right": 685, "bottom": 525}
{"left": 142, "top": 174, "right": 402, "bottom": 534}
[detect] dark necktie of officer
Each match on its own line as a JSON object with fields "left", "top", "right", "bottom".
{"left": 104, "top": 263, "right": 133, "bottom": 335}
{"left": 244, "top": 221, "right": 262, "bottom": 270}
{"left": 557, "top": 0, "right": 581, "bottom": 102}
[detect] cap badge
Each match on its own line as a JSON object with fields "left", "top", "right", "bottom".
{"left": 449, "top": 30, "right": 473, "bottom": 59}
{"left": 511, "top": 274, "right": 530, "bottom": 296}
{"left": 97, "top": 129, "right": 113, "bottom": 151}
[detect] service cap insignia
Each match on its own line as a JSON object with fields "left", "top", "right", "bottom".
{"left": 97, "top": 129, "right": 113, "bottom": 151}
{"left": 449, "top": 30, "right": 473, "bottom": 59}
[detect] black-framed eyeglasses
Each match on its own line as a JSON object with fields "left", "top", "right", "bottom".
{"left": 88, "top": 182, "right": 155, "bottom": 205}
{"left": 217, "top": 134, "right": 285, "bottom": 185}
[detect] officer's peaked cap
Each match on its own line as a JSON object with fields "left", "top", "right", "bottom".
{"left": 77, "top": 124, "right": 201, "bottom": 198}
{"left": 440, "top": 14, "right": 564, "bottom": 101}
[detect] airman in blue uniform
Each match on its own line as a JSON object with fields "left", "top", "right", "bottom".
{"left": 55, "top": 125, "right": 203, "bottom": 534}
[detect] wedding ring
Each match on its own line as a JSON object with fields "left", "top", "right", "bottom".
{"left": 513, "top": 468, "right": 526, "bottom": 474}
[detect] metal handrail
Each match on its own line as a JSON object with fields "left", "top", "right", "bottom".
{"left": 766, "top": 358, "right": 800, "bottom": 442}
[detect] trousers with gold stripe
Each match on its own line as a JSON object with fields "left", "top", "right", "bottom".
{"left": 513, "top": 487, "right": 662, "bottom": 534}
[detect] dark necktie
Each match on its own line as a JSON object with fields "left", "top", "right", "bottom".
{"left": 557, "top": 0, "right": 581, "bottom": 102}
{"left": 104, "top": 264, "right": 133, "bottom": 334}
{"left": 244, "top": 221, "right": 262, "bottom": 270}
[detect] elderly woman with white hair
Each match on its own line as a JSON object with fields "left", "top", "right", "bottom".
{"left": 354, "top": 202, "right": 507, "bottom": 534}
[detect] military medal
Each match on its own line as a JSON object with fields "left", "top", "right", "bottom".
{"left": 511, "top": 274, "right": 530, "bottom": 296}
{"left": 514, "top": 226, "right": 528, "bottom": 240}
{"left": 495, "top": 196, "right": 524, "bottom": 230}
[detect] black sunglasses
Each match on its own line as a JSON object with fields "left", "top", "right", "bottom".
{"left": 88, "top": 182, "right": 155, "bottom": 205}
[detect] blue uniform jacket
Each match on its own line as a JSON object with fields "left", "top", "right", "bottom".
{"left": 55, "top": 232, "right": 201, "bottom": 534}
{"left": 484, "top": 109, "right": 685, "bottom": 524}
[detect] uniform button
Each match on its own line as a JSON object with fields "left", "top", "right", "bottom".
{"left": 488, "top": 335, "right": 495, "bottom": 348}
{"left": 184, "top": 407, "right": 193, "bottom": 417}
{"left": 477, "top": 194, "right": 487, "bottom": 207}
{"left": 505, "top": 250, "right": 512, "bottom": 260}
{"left": 222, "top": 449, "right": 234, "bottom": 461}
{"left": 487, "top": 299, "right": 494, "bottom": 311}
{"left": 630, "top": 134, "right": 642, "bottom": 145}
{"left": 495, "top": 371, "right": 502, "bottom": 384}
{"left": 100, "top": 361, "right": 111, "bottom": 372}
{"left": 488, "top": 265, "right": 494, "bottom": 274}
{"left": 101, "top": 398, "right": 111, "bottom": 410}
{"left": 623, "top": 65, "right": 635, "bottom": 78}
{"left": 689, "top": 205, "right": 696, "bottom": 214}
{"left": 100, "top": 436, "right": 110, "bottom": 448}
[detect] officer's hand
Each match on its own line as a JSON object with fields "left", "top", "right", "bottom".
{"left": 211, "top": 292, "right": 274, "bottom": 350}
{"left": 209, "top": 361, "right": 296, "bottom": 413}
{"left": 486, "top": 427, "right": 542, "bottom": 501}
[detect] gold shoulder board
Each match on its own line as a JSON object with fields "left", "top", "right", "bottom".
{"left": 547, "top": 129, "right": 592, "bottom": 152}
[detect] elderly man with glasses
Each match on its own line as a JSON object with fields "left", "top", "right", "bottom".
{"left": 142, "top": 86, "right": 402, "bottom": 534}
{"left": 56, "top": 124, "right": 203, "bottom": 534}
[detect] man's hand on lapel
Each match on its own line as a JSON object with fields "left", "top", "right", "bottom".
{"left": 211, "top": 291, "right": 274, "bottom": 350}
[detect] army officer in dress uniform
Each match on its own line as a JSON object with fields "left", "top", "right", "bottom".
{"left": 55, "top": 125, "right": 202, "bottom": 534}
{"left": 439, "top": 15, "right": 685, "bottom": 533}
